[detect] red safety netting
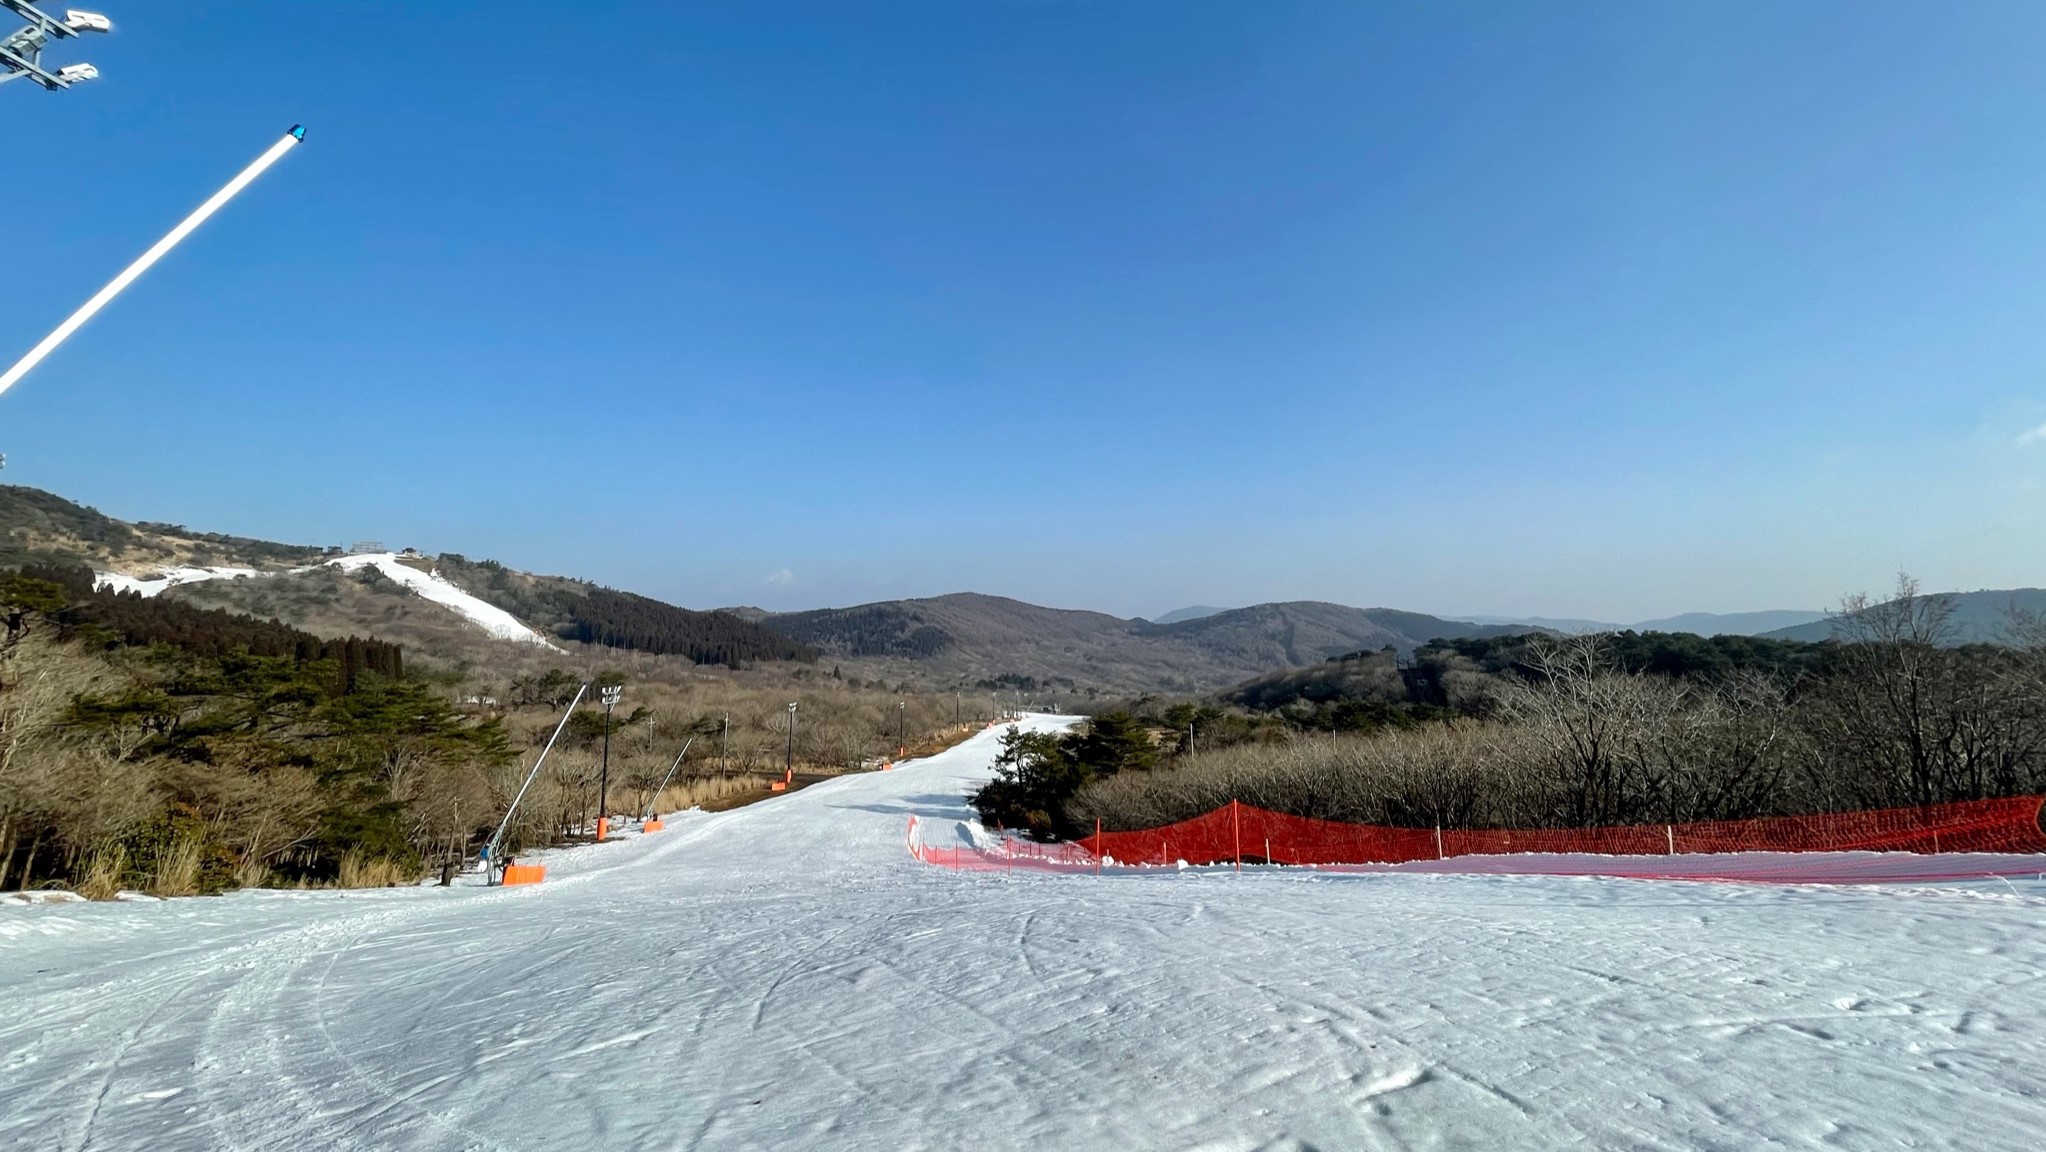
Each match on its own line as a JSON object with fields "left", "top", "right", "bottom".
{"left": 1081, "top": 796, "right": 2046, "bottom": 867}
{"left": 906, "top": 815, "right": 1099, "bottom": 873}
{"left": 906, "top": 796, "right": 2046, "bottom": 878}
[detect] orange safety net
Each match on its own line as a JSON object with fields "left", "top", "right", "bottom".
{"left": 906, "top": 815, "right": 1098, "bottom": 873}
{"left": 1076, "top": 796, "right": 2046, "bottom": 868}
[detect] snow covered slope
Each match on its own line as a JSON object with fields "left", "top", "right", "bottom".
{"left": 4, "top": 717, "right": 2045, "bottom": 1150}
{"left": 93, "top": 565, "right": 263, "bottom": 597}
{"left": 327, "top": 553, "right": 559, "bottom": 648}
{"left": 92, "top": 553, "right": 561, "bottom": 649}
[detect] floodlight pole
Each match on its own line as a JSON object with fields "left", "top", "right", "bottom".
{"left": 1, "top": 1, "right": 111, "bottom": 92}
{"left": 597, "top": 683, "right": 622, "bottom": 833}
{"left": 785, "top": 701, "right": 797, "bottom": 778}
{"left": 0, "top": 125, "right": 306, "bottom": 399}
{"left": 483, "top": 681, "right": 588, "bottom": 880}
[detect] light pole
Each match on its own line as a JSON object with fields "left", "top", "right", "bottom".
{"left": 1, "top": 2, "right": 110, "bottom": 92}
{"left": 720, "top": 712, "right": 729, "bottom": 777}
{"left": 898, "top": 700, "right": 906, "bottom": 750}
{"left": 597, "top": 683, "right": 622, "bottom": 839}
{"left": 785, "top": 701, "right": 798, "bottom": 780}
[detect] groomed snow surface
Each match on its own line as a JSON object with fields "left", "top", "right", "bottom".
{"left": 5, "top": 715, "right": 2045, "bottom": 1151}
{"left": 93, "top": 554, "right": 560, "bottom": 649}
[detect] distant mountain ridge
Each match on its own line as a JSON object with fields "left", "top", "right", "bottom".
{"left": 1455, "top": 609, "right": 1826, "bottom": 637}
{"left": 1760, "top": 590, "right": 2046, "bottom": 645}
{"left": 14, "top": 484, "right": 2034, "bottom": 694}
{"left": 766, "top": 595, "right": 1532, "bottom": 694}
{"left": 1638, "top": 610, "right": 1826, "bottom": 636}
{"left": 1152, "top": 605, "right": 1228, "bottom": 625}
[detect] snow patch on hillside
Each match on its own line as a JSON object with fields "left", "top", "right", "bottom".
{"left": 328, "top": 554, "right": 561, "bottom": 648}
{"left": 95, "top": 566, "right": 262, "bottom": 597}
{"left": 92, "top": 554, "right": 562, "bottom": 650}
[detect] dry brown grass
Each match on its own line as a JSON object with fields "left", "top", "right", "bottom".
{"left": 900, "top": 723, "right": 983, "bottom": 761}
{"left": 147, "top": 837, "right": 204, "bottom": 897}
{"left": 646, "top": 773, "right": 776, "bottom": 817}
{"left": 337, "top": 850, "right": 413, "bottom": 889}
{"left": 233, "top": 855, "right": 271, "bottom": 890}
{"left": 76, "top": 844, "right": 126, "bottom": 901}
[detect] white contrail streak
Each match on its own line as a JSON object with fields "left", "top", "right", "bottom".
{"left": 0, "top": 125, "right": 306, "bottom": 399}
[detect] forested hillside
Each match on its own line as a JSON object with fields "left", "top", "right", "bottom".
{"left": 994, "top": 580, "right": 2046, "bottom": 845}
{"left": 0, "top": 564, "right": 476, "bottom": 896}
{"left": 18, "top": 564, "right": 402, "bottom": 681}
{"left": 0, "top": 485, "right": 333, "bottom": 572}
{"left": 434, "top": 555, "right": 815, "bottom": 666}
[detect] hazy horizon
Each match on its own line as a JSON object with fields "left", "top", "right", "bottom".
{"left": 7, "top": 2, "right": 2044, "bottom": 621}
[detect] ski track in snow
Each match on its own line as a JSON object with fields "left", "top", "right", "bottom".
{"left": 5, "top": 715, "right": 2046, "bottom": 1150}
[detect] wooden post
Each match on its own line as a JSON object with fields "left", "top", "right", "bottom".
{"left": 1435, "top": 824, "right": 1444, "bottom": 860}
{"left": 1095, "top": 817, "right": 1103, "bottom": 876}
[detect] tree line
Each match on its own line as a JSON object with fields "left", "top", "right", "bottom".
{"left": 560, "top": 586, "right": 816, "bottom": 665}
{"left": 0, "top": 567, "right": 507, "bottom": 896}
{"left": 435, "top": 554, "right": 817, "bottom": 666}
{"left": 978, "top": 578, "right": 2046, "bottom": 839}
{"left": 12, "top": 565, "right": 402, "bottom": 685}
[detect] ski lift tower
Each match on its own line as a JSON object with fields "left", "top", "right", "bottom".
{"left": 1, "top": 2, "right": 111, "bottom": 91}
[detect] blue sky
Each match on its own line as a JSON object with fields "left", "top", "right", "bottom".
{"left": 6, "top": 1, "right": 2046, "bottom": 621}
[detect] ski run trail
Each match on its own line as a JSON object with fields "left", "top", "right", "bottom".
{"left": 5, "top": 715, "right": 2046, "bottom": 1152}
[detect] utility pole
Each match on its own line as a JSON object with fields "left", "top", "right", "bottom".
{"left": 720, "top": 712, "right": 729, "bottom": 777}
{"left": 597, "top": 683, "right": 622, "bottom": 839}
{"left": 785, "top": 701, "right": 798, "bottom": 779}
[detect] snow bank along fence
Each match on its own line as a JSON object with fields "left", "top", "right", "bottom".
{"left": 908, "top": 796, "right": 2046, "bottom": 876}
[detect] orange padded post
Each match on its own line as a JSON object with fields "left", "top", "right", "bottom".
{"left": 643, "top": 818, "right": 664, "bottom": 833}
{"left": 501, "top": 864, "right": 545, "bottom": 886}
{"left": 595, "top": 817, "right": 609, "bottom": 842}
